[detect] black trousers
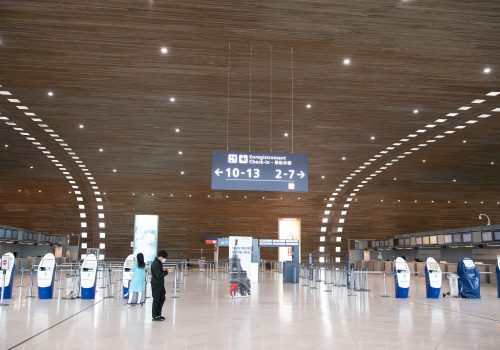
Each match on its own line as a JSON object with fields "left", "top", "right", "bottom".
{"left": 151, "top": 284, "right": 166, "bottom": 318}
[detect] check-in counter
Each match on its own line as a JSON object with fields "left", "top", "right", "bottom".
{"left": 384, "top": 261, "right": 393, "bottom": 273}
{"left": 367, "top": 261, "right": 375, "bottom": 271}
{"left": 361, "top": 261, "right": 368, "bottom": 269}
{"left": 439, "top": 263, "right": 447, "bottom": 273}
{"left": 476, "top": 264, "right": 489, "bottom": 284}
{"left": 416, "top": 262, "right": 425, "bottom": 276}
{"left": 406, "top": 262, "right": 416, "bottom": 274}
{"left": 447, "top": 263, "right": 458, "bottom": 274}
{"left": 373, "top": 261, "right": 384, "bottom": 272}
{"left": 489, "top": 264, "right": 497, "bottom": 285}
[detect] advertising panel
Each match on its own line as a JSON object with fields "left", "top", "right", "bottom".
{"left": 134, "top": 215, "right": 159, "bottom": 263}
{"left": 228, "top": 236, "right": 252, "bottom": 298}
{"left": 278, "top": 218, "right": 301, "bottom": 262}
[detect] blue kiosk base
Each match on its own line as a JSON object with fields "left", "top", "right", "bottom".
{"left": 38, "top": 287, "right": 53, "bottom": 299}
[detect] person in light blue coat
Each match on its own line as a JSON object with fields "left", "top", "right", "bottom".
{"left": 128, "top": 253, "right": 146, "bottom": 305}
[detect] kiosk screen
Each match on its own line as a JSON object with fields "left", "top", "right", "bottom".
{"left": 428, "top": 261, "right": 439, "bottom": 271}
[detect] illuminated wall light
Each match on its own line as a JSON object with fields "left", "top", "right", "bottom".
{"left": 160, "top": 47, "right": 168, "bottom": 54}
{"left": 99, "top": 243, "right": 106, "bottom": 249}
{"left": 337, "top": 227, "right": 343, "bottom": 233}
{"left": 319, "top": 246, "right": 325, "bottom": 253}
{"left": 483, "top": 67, "right": 491, "bottom": 74}
{"left": 335, "top": 247, "right": 341, "bottom": 253}
{"left": 320, "top": 236, "right": 326, "bottom": 242}
{"left": 321, "top": 227, "right": 327, "bottom": 232}
{"left": 335, "top": 257, "right": 341, "bottom": 263}
{"left": 81, "top": 222, "right": 87, "bottom": 228}
{"left": 319, "top": 257, "right": 325, "bottom": 263}
{"left": 336, "top": 237, "right": 342, "bottom": 242}
{"left": 81, "top": 243, "right": 87, "bottom": 249}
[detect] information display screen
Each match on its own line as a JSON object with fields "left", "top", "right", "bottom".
{"left": 415, "top": 237, "right": 422, "bottom": 245}
{"left": 444, "top": 235, "right": 453, "bottom": 244}
{"left": 453, "top": 233, "right": 462, "bottom": 243}
{"left": 481, "top": 232, "right": 492, "bottom": 241}
{"left": 463, "top": 233, "right": 472, "bottom": 243}
{"left": 494, "top": 231, "right": 500, "bottom": 241}
{"left": 423, "top": 236, "right": 430, "bottom": 245}
{"left": 211, "top": 151, "right": 308, "bottom": 192}
{"left": 430, "top": 236, "right": 437, "bottom": 245}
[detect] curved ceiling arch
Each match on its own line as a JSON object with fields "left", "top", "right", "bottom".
{"left": 318, "top": 92, "right": 500, "bottom": 262}
{"left": 1, "top": 84, "right": 106, "bottom": 258}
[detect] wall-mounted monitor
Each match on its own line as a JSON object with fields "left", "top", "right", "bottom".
{"left": 430, "top": 236, "right": 438, "bottom": 245}
{"left": 482, "top": 231, "right": 493, "bottom": 242}
{"left": 494, "top": 231, "right": 500, "bottom": 241}
{"left": 444, "top": 235, "right": 453, "bottom": 244}
{"left": 462, "top": 233, "right": 472, "bottom": 243}
{"left": 404, "top": 238, "right": 411, "bottom": 246}
{"left": 0, "top": 228, "right": 6, "bottom": 239}
{"left": 415, "top": 237, "right": 422, "bottom": 245}
{"left": 453, "top": 233, "right": 462, "bottom": 243}
{"left": 423, "top": 236, "right": 430, "bottom": 245}
{"left": 437, "top": 235, "right": 445, "bottom": 245}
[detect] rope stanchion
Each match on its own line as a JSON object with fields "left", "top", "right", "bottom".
{"left": 381, "top": 271, "right": 390, "bottom": 298}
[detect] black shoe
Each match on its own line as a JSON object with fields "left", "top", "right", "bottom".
{"left": 152, "top": 316, "right": 164, "bottom": 321}
{"left": 158, "top": 316, "right": 165, "bottom": 320}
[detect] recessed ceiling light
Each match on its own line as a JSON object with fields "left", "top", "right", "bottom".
{"left": 226, "top": 195, "right": 229, "bottom": 198}
{"left": 435, "top": 119, "right": 447, "bottom": 123}
{"left": 463, "top": 140, "right": 467, "bottom": 143}
{"left": 38, "top": 190, "right": 42, "bottom": 193}
{"left": 321, "top": 175, "right": 325, "bottom": 179}
{"left": 343, "top": 58, "right": 351, "bottom": 65}
{"left": 79, "top": 124, "right": 84, "bottom": 129}
{"left": 483, "top": 67, "right": 491, "bottom": 74}
{"left": 160, "top": 47, "right": 168, "bottom": 55}
{"left": 298, "top": 197, "right": 301, "bottom": 200}
{"left": 370, "top": 136, "right": 375, "bottom": 140}
{"left": 4, "top": 144, "right": 8, "bottom": 148}
{"left": 453, "top": 179, "right": 457, "bottom": 183}
{"left": 491, "top": 161, "right": 495, "bottom": 165}
{"left": 47, "top": 91, "right": 53, "bottom": 97}
{"left": 18, "top": 189, "right": 21, "bottom": 193}
{"left": 132, "top": 193, "right": 135, "bottom": 196}
{"left": 178, "top": 151, "right": 183, "bottom": 155}
{"left": 464, "top": 201, "right": 468, "bottom": 204}
{"left": 152, "top": 193, "right": 155, "bottom": 196}
{"left": 380, "top": 199, "right": 384, "bottom": 202}
{"left": 481, "top": 201, "right": 484, "bottom": 204}
{"left": 394, "top": 177, "right": 397, "bottom": 181}
{"left": 448, "top": 200, "right": 451, "bottom": 204}
{"left": 30, "top": 166, "right": 33, "bottom": 169}
{"left": 413, "top": 109, "right": 419, "bottom": 114}
{"left": 170, "top": 97, "right": 176, "bottom": 102}
{"left": 431, "top": 200, "right": 434, "bottom": 203}
{"left": 189, "top": 194, "right": 192, "bottom": 197}
{"left": 414, "top": 200, "right": 418, "bottom": 203}
{"left": 175, "top": 128, "right": 180, "bottom": 133}
{"left": 342, "top": 156, "right": 346, "bottom": 161}
{"left": 112, "top": 169, "right": 117, "bottom": 173}
{"left": 180, "top": 171, "right": 185, "bottom": 175}
{"left": 306, "top": 104, "right": 311, "bottom": 109}
{"left": 398, "top": 199, "right": 401, "bottom": 203}
{"left": 284, "top": 132, "right": 289, "bottom": 137}
{"left": 207, "top": 194, "right": 210, "bottom": 198}
{"left": 99, "top": 148, "right": 103, "bottom": 152}
{"left": 280, "top": 197, "right": 283, "bottom": 200}
{"left": 244, "top": 196, "right": 247, "bottom": 199}
{"left": 170, "top": 193, "right": 173, "bottom": 197}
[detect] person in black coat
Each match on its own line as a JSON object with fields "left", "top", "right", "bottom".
{"left": 151, "top": 250, "right": 168, "bottom": 321}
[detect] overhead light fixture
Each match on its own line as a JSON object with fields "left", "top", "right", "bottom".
{"left": 99, "top": 148, "right": 103, "bottom": 152}
{"left": 170, "top": 97, "right": 176, "bottom": 102}
{"left": 178, "top": 151, "right": 183, "bottom": 155}
{"left": 47, "top": 91, "right": 54, "bottom": 97}
{"left": 342, "top": 156, "right": 346, "bottom": 160}
{"left": 306, "top": 104, "right": 311, "bottom": 109}
{"left": 343, "top": 58, "right": 351, "bottom": 65}
{"left": 112, "top": 169, "right": 117, "bottom": 173}
{"left": 79, "top": 124, "right": 84, "bottom": 129}
{"left": 413, "top": 109, "right": 419, "bottom": 114}
{"left": 160, "top": 47, "right": 168, "bottom": 55}
{"left": 370, "top": 136, "right": 375, "bottom": 140}
{"left": 284, "top": 132, "right": 289, "bottom": 137}
{"left": 175, "top": 128, "right": 180, "bottom": 133}
{"left": 483, "top": 67, "right": 491, "bottom": 74}
{"left": 180, "top": 171, "right": 185, "bottom": 175}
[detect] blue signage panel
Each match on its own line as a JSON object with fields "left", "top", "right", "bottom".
{"left": 211, "top": 151, "right": 308, "bottom": 192}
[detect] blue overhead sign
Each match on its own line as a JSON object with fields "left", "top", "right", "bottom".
{"left": 211, "top": 151, "right": 308, "bottom": 192}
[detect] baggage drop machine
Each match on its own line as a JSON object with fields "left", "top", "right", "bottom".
{"left": 122, "top": 254, "right": 135, "bottom": 299}
{"left": 424, "top": 257, "right": 442, "bottom": 299}
{"left": 37, "top": 253, "right": 57, "bottom": 299}
{"left": 0, "top": 252, "right": 15, "bottom": 302}
{"left": 457, "top": 258, "right": 480, "bottom": 299}
{"left": 80, "top": 254, "right": 98, "bottom": 300}
{"left": 394, "top": 257, "right": 410, "bottom": 298}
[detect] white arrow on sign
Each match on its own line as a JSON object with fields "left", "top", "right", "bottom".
{"left": 298, "top": 171, "right": 305, "bottom": 179}
{"left": 214, "top": 169, "right": 223, "bottom": 176}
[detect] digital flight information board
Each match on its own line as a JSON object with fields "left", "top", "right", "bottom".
{"left": 211, "top": 151, "right": 308, "bottom": 192}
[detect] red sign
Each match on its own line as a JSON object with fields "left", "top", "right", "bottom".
{"left": 205, "top": 240, "right": 216, "bottom": 245}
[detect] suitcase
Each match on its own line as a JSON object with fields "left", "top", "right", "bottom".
{"left": 127, "top": 291, "right": 146, "bottom": 305}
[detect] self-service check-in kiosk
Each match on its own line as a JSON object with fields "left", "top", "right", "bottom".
{"left": 0, "top": 252, "right": 15, "bottom": 300}
{"left": 457, "top": 258, "right": 480, "bottom": 299}
{"left": 394, "top": 257, "right": 410, "bottom": 298}
{"left": 495, "top": 257, "right": 500, "bottom": 298}
{"left": 80, "top": 254, "right": 98, "bottom": 300}
{"left": 37, "top": 253, "right": 56, "bottom": 299}
{"left": 424, "top": 257, "right": 442, "bottom": 299}
{"left": 122, "top": 254, "right": 135, "bottom": 299}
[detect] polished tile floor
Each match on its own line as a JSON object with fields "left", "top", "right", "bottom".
{"left": 1, "top": 269, "right": 499, "bottom": 349}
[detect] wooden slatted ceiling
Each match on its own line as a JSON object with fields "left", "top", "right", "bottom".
{"left": 0, "top": 0, "right": 499, "bottom": 260}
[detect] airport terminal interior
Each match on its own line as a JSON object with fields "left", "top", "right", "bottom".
{"left": 1, "top": 0, "right": 500, "bottom": 349}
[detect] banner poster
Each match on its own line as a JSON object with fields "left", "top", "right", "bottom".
{"left": 278, "top": 218, "right": 301, "bottom": 262}
{"left": 133, "top": 215, "right": 159, "bottom": 263}
{"left": 228, "top": 236, "right": 252, "bottom": 298}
